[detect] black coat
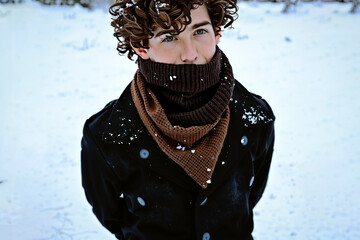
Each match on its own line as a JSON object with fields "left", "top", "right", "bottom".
{"left": 81, "top": 80, "right": 275, "bottom": 240}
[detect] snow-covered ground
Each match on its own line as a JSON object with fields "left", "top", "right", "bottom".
{"left": 0, "top": 1, "right": 359, "bottom": 240}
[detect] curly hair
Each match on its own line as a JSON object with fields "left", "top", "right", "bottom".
{"left": 109, "top": 0, "right": 238, "bottom": 60}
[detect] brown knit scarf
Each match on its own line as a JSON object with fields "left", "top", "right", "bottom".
{"left": 131, "top": 47, "right": 234, "bottom": 188}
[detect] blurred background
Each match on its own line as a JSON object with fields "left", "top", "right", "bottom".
{"left": 0, "top": 0, "right": 359, "bottom": 239}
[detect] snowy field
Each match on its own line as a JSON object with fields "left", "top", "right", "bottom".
{"left": 0, "top": 1, "right": 359, "bottom": 240}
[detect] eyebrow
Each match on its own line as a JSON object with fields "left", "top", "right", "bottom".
{"left": 154, "top": 21, "right": 212, "bottom": 38}
{"left": 192, "top": 21, "right": 212, "bottom": 30}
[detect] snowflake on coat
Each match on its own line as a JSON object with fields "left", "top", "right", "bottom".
{"left": 231, "top": 96, "right": 274, "bottom": 127}
{"left": 242, "top": 106, "right": 273, "bottom": 127}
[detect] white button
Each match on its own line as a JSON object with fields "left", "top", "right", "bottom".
{"left": 139, "top": 149, "right": 149, "bottom": 159}
{"left": 202, "top": 232, "right": 210, "bottom": 240}
{"left": 200, "top": 197, "right": 208, "bottom": 206}
{"left": 249, "top": 176, "right": 254, "bottom": 187}
{"left": 241, "top": 136, "right": 248, "bottom": 146}
{"left": 137, "top": 197, "right": 146, "bottom": 206}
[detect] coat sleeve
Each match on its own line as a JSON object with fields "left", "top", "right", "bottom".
{"left": 249, "top": 120, "right": 275, "bottom": 209}
{"left": 81, "top": 122, "right": 124, "bottom": 240}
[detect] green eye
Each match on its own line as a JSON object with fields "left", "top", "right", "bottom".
{"left": 195, "top": 29, "right": 208, "bottom": 35}
{"left": 162, "top": 36, "right": 176, "bottom": 42}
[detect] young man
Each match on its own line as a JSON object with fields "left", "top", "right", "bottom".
{"left": 81, "top": 0, "right": 275, "bottom": 239}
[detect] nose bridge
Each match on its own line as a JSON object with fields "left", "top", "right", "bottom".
{"left": 180, "top": 37, "right": 197, "bottom": 62}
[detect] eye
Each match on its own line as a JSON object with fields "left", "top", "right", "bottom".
{"left": 162, "top": 35, "right": 177, "bottom": 43}
{"left": 195, "top": 29, "right": 208, "bottom": 35}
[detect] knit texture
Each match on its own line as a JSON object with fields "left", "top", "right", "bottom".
{"left": 131, "top": 71, "right": 230, "bottom": 188}
{"left": 138, "top": 46, "right": 234, "bottom": 127}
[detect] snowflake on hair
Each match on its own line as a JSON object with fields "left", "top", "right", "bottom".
{"left": 154, "top": 0, "right": 169, "bottom": 14}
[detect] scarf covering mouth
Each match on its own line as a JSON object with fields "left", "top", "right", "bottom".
{"left": 132, "top": 47, "right": 234, "bottom": 188}
{"left": 138, "top": 46, "right": 235, "bottom": 127}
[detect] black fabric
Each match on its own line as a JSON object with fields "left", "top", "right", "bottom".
{"left": 81, "top": 80, "right": 275, "bottom": 240}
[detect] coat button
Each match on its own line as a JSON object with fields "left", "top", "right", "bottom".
{"left": 249, "top": 176, "right": 254, "bottom": 187}
{"left": 137, "top": 196, "right": 146, "bottom": 206}
{"left": 139, "top": 149, "right": 149, "bottom": 159}
{"left": 241, "top": 136, "right": 248, "bottom": 146}
{"left": 200, "top": 197, "right": 208, "bottom": 206}
{"left": 202, "top": 232, "right": 210, "bottom": 240}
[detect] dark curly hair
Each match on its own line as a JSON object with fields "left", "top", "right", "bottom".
{"left": 109, "top": 0, "right": 238, "bottom": 60}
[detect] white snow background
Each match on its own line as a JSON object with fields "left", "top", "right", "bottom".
{"left": 0, "top": 1, "right": 359, "bottom": 240}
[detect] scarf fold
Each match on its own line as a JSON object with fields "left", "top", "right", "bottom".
{"left": 131, "top": 47, "right": 234, "bottom": 188}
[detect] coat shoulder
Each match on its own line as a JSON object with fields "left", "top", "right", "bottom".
{"left": 83, "top": 83, "right": 134, "bottom": 145}
{"left": 83, "top": 100, "right": 116, "bottom": 135}
{"left": 231, "top": 80, "right": 275, "bottom": 127}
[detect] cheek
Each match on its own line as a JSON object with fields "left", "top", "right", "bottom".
{"left": 200, "top": 39, "right": 217, "bottom": 61}
{"left": 149, "top": 45, "right": 178, "bottom": 64}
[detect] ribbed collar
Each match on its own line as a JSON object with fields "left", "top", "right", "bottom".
{"left": 138, "top": 46, "right": 223, "bottom": 93}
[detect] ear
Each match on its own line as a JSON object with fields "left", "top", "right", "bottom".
{"left": 130, "top": 42, "right": 150, "bottom": 60}
{"left": 215, "top": 27, "right": 221, "bottom": 45}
